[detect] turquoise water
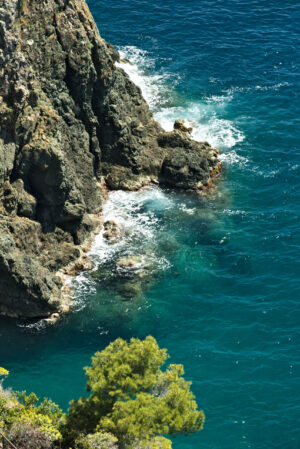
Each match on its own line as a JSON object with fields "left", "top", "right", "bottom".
{"left": 1, "top": 1, "right": 299, "bottom": 448}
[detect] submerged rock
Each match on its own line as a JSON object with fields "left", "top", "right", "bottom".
{"left": 91, "top": 252, "right": 156, "bottom": 300}
{"left": 118, "top": 281, "right": 143, "bottom": 300}
{"left": 116, "top": 256, "right": 142, "bottom": 269}
{"left": 0, "top": 0, "right": 221, "bottom": 318}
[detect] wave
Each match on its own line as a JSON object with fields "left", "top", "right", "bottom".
{"left": 18, "top": 320, "right": 49, "bottom": 332}
{"left": 219, "top": 150, "right": 248, "bottom": 166}
{"left": 71, "top": 186, "right": 172, "bottom": 307}
{"left": 155, "top": 106, "right": 245, "bottom": 149}
{"left": 116, "top": 46, "right": 176, "bottom": 110}
{"left": 224, "top": 81, "right": 290, "bottom": 96}
{"left": 117, "top": 45, "right": 245, "bottom": 153}
{"left": 71, "top": 46, "right": 251, "bottom": 307}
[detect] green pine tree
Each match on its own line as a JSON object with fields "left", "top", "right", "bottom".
{"left": 65, "top": 336, "right": 204, "bottom": 449}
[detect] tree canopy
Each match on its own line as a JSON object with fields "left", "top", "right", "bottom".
{"left": 66, "top": 336, "right": 204, "bottom": 449}
{"left": 0, "top": 337, "right": 204, "bottom": 449}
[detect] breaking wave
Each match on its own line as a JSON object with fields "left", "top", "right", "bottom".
{"left": 117, "top": 45, "right": 246, "bottom": 155}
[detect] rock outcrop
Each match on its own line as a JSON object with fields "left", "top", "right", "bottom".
{"left": 0, "top": 0, "right": 221, "bottom": 318}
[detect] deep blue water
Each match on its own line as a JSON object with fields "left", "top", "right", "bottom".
{"left": 1, "top": 1, "right": 299, "bottom": 448}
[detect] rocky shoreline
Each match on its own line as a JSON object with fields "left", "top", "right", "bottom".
{"left": 0, "top": 0, "right": 221, "bottom": 319}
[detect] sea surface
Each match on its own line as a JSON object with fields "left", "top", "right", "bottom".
{"left": 1, "top": 1, "right": 299, "bottom": 448}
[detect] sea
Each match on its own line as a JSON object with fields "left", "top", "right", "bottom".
{"left": 0, "top": 1, "right": 299, "bottom": 448}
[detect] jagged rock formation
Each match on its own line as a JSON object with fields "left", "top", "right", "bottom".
{"left": 0, "top": 0, "right": 221, "bottom": 318}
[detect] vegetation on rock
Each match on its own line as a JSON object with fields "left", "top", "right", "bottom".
{"left": 0, "top": 387, "right": 63, "bottom": 448}
{"left": 0, "top": 338, "right": 204, "bottom": 449}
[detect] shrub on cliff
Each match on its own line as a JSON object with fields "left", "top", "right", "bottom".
{"left": 0, "top": 380, "right": 63, "bottom": 449}
{"left": 5, "top": 421, "right": 54, "bottom": 449}
{"left": 64, "top": 336, "right": 204, "bottom": 449}
{"left": 74, "top": 431, "right": 118, "bottom": 449}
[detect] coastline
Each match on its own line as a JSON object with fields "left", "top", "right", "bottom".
{"left": 53, "top": 156, "right": 223, "bottom": 325}
{"left": 1, "top": 0, "right": 298, "bottom": 447}
{"left": 0, "top": 0, "right": 222, "bottom": 320}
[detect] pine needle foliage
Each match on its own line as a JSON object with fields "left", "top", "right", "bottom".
{"left": 0, "top": 338, "right": 204, "bottom": 449}
{"left": 66, "top": 336, "right": 204, "bottom": 449}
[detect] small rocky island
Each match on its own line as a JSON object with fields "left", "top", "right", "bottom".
{"left": 0, "top": 0, "right": 221, "bottom": 319}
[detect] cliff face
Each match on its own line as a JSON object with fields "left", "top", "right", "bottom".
{"left": 0, "top": 0, "right": 220, "bottom": 318}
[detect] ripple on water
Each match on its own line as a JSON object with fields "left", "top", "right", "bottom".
{"left": 2, "top": 1, "right": 300, "bottom": 448}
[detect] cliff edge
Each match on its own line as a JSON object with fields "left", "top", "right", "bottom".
{"left": 0, "top": 0, "right": 221, "bottom": 318}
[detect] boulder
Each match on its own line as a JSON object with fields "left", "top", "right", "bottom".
{"left": 173, "top": 119, "right": 193, "bottom": 134}
{"left": 103, "top": 220, "right": 121, "bottom": 242}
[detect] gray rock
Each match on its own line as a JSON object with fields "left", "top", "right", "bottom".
{"left": 0, "top": 0, "right": 221, "bottom": 318}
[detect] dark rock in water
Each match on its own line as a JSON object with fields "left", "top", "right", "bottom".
{"left": 159, "top": 132, "right": 221, "bottom": 190}
{"left": 0, "top": 0, "right": 221, "bottom": 318}
{"left": 103, "top": 220, "right": 121, "bottom": 242}
{"left": 118, "top": 281, "right": 143, "bottom": 300}
{"left": 173, "top": 119, "right": 193, "bottom": 134}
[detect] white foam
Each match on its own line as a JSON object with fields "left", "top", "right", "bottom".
{"left": 71, "top": 186, "right": 172, "bottom": 306}
{"left": 223, "top": 209, "right": 246, "bottom": 216}
{"left": 72, "top": 46, "right": 251, "bottom": 306}
{"left": 117, "top": 45, "right": 245, "bottom": 152}
{"left": 219, "top": 150, "right": 248, "bottom": 166}
{"left": 155, "top": 105, "right": 245, "bottom": 149}
{"left": 204, "top": 93, "right": 234, "bottom": 104}
{"left": 254, "top": 82, "right": 289, "bottom": 91}
{"left": 116, "top": 46, "right": 175, "bottom": 110}
{"left": 224, "top": 81, "right": 289, "bottom": 96}
{"left": 179, "top": 204, "right": 197, "bottom": 215}
{"left": 18, "top": 319, "right": 49, "bottom": 332}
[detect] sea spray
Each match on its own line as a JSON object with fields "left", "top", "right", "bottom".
{"left": 71, "top": 187, "right": 173, "bottom": 309}
{"left": 117, "top": 46, "right": 245, "bottom": 153}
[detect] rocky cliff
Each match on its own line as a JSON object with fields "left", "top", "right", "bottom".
{"left": 0, "top": 0, "right": 221, "bottom": 318}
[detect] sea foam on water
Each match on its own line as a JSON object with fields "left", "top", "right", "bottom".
{"left": 117, "top": 45, "right": 246, "bottom": 154}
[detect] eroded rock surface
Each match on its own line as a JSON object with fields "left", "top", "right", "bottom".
{"left": 0, "top": 0, "right": 220, "bottom": 317}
